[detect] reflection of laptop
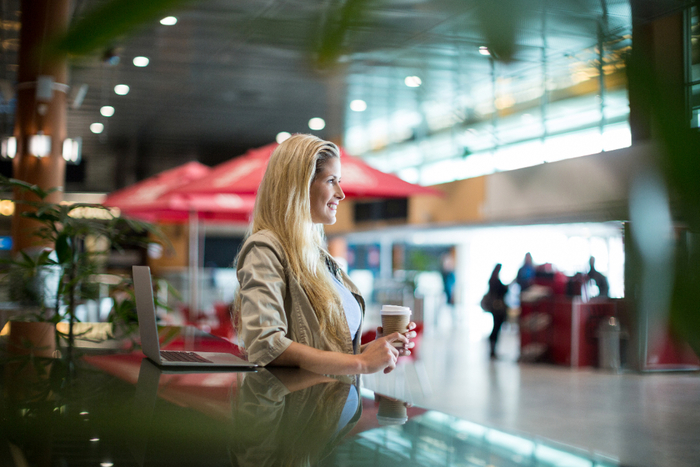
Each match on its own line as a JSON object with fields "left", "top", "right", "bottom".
{"left": 132, "top": 265, "right": 257, "bottom": 368}
{"left": 130, "top": 359, "right": 255, "bottom": 466}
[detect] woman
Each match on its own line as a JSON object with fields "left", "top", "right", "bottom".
{"left": 487, "top": 263, "right": 508, "bottom": 359}
{"left": 235, "top": 134, "right": 415, "bottom": 375}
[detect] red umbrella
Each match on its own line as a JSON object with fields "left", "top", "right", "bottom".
{"left": 114, "top": 192, "right": 255, "bottom": 223}
{"left": 103, "top": 161, "right": 212, "bottom": 212}
{"left": 103, "top": 160, "right": 256, "bottom": 223}
{"left": 102, "top": 162, "right": 255, "bottom": 321}
{"left": 170, "top": 142, "right": 442, "bottom": 198}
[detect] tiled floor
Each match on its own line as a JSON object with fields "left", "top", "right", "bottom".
{"left": 361, "top": 323, "right": 700, "bottom": 467}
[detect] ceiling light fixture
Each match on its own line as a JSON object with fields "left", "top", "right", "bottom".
{"left": 1, "top": 136, "right": 16, "bottom": 159}
{"left": 100, "top": 106, "right": 115, "bottom": 117}
{"left": 478, "top": 46, "right": 491, "bottom": 56}
{"left": 276, "top": 132, "right": 291, "bottom": 144}
{"left": 62, "top": 137, "right": 82, "bottom": 164}
{"left": 133, "top": 56, "right": 150, "bottom": 67}
{"left": 114, "top": 84, "right": 130, "bottom": 96}
{"left": 308, "top": 118, "right": 325, "bottom": 131}
{"left": 160, "top": 16, "right": 177, "bottom": 26}
{"left": 90, "top": 123, "right": 104, "bottom": 134}
{"left": 70, "top": 84, "right": 89, "bottom": 109}
{"left": 404, "top": 76, "right": 422, "bottom": 87}
{"left": 29, "top": 133, "right": 51, "bottom": 157}
{"left": 350, "top": 99, "right": 367, "bottom": 112}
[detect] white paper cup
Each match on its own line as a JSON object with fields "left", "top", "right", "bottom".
{"left": 380, "top": 305, "right": 411, "bottom": 348}
{"left": 376, "top": 395, "right": 408, "bottom": 425}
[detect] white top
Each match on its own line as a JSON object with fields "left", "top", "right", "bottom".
{"left": 331, "top": 274, "right": 362, "bottom": 340}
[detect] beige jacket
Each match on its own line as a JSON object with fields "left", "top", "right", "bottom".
{"left": 237, "top": 230, "right": 365, "bottom": 366}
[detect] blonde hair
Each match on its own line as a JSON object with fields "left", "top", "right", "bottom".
{"left": 238, "top": 134, "right": 346, "bottom": 347}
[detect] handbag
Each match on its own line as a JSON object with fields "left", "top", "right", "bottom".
{"left": 480, "top": 292, "right": 494, "bottom": 312}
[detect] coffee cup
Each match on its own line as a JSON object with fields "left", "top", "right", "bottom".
{"left": 376, "top": 394, "right": 408, "bottom": 425}
{"left": 380, "top": 305, "right": 411, "bottom": 348}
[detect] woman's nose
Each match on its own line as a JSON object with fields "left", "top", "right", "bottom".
{"left": 335, "top": 184, "right": 345, "bottom": 200}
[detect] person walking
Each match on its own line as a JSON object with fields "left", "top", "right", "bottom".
{"left": 486, "top": 263, "right": 509, "bottom": 359}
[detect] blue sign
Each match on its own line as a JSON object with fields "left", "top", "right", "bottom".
{"left": 0, "top": 236, "right": 12, "bottom": 250}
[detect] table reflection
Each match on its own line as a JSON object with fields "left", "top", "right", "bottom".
{"left": 1, "top": 323, "right": 621, "bottom": 467}
{"left": 228, "top": 367, "right": 360, "bottom": 466}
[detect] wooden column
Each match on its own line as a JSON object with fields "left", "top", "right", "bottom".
{"left": 11, "top": 0, "right": 70, "bottom": 253}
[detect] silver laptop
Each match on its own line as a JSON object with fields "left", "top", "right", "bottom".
{"left": 132, "top": 265, "right": 257, "bottom": 368}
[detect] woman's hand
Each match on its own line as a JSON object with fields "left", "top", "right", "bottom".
{"left": 358, "top": 332, "right": 408, "bottom": 374}
{"left": 376, "top": 322, "right": 417, "bottom": 357}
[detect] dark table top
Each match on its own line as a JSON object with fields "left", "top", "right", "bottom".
{"left": 1, "top": 321, "right": 620, "bottom": 466}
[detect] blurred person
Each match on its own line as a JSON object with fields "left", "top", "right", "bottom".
{"left": 234, "top": 134, "right": 415, "bottom": 375}
{"left": 587, "top": 256, "right": 609, "bottom": 298}
{"left": 486, "top": 263, "right": 508, "bottom": 359}
{"left": 440, "top": 252, "right": 456, "bottom": 306}
{"left": 516, "top": 252, "right": 535, "bottom": 291}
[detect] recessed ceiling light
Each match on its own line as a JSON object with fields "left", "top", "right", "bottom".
{"left": 100, "top": 106, "right": 115, "bottom": 117}
{"left": 404, "top": 76, "right": 422, "bottom": 87}
{"left": 90, "top": 123, "right": 104, "bottom": 134}
{"left": 133, "top": 56, "right": 149, "bottom": 67}
{"left": 350, "top": 99, "right": 367, "bottom": 112}
{"left": 308, "top": 118, "right": 325, "bottom": 131}
{"left": 114, "top": 84, "right": 129, "bottom": 95}
{"left": 478, "top": 46, "right": 491, "bottom": 56}
{"left": 160, "top": 16, "right": 177, "bottom": 26}
{"left": 276, "top": 132, "right": 291, "bottom": 144}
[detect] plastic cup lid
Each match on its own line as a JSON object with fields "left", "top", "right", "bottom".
{"left": 380, "top": 305, "right": 411, "bottom": 315}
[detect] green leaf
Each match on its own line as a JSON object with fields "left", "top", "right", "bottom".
{"left": 36, "top": 249, "right": 53, "bottom": 266}
{"left": 55, "top": 234, "right": 72, "bottom": 264}
{"left": 53, "top": 0, "right": 197, "bottom": 57}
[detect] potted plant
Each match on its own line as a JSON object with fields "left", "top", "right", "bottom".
{"left": 0, "top": 175, "right": 168, "bottom": 348}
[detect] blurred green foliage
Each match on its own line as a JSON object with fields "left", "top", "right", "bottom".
{"left": 0, "top": 176, "right": 167, "bottom": 334}
{"left": 53, "top": 0, "right": 197, "bottom": 57}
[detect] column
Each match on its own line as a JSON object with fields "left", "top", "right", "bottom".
{"left": 11, "top": 0, "right": 70, "bottom": 253}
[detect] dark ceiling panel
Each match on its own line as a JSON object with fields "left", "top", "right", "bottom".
{"left": 0, "top": 0, "right": 689, "bottom": 192}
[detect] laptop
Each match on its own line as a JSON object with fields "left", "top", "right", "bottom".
{"left": 132, "top": 265, "right": 257, "bottom": 368}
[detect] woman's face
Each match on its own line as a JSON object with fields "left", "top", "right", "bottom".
{"left": 310, "top": 157, "right": 344, "bottom": 224}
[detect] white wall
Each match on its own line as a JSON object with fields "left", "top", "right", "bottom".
{"left": 482, "top": 142, "right": 657, "bottom": 222}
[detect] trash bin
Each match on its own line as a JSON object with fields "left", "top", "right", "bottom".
{"left": 598, "top": 316, "right": 621, "bottom": 371}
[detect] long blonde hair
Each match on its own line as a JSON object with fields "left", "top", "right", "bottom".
{"left": 238, "top": 134, "right": 346, "bottom": 347}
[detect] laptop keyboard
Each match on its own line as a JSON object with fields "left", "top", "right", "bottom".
{"left": 160, "top": 351, "right": 213, "bottom": 363}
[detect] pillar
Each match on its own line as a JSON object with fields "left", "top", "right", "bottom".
{"left": 12, "top": 0, "right": 70, "bottom": 253}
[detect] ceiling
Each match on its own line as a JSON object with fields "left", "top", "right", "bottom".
{"left": 0, "top": 0, "right": 691, "bottom": 193}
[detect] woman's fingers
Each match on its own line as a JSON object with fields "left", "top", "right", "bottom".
{"left": 383, "top": 350, "right": 398, "bottom": 374}
{"left": 386, "top": 331, "right": 409, "bottom": 346}
{"left": 361, "top": 335, "right": 402, "bottom": 373}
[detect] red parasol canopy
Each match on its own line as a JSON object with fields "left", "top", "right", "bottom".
{"left": 102, "top": 161, "right": 256, "bottom": 320}
{"left": 103, "top": 161, "right": 255, "bottom": 223}
{"left": 113, "top": 192, "right": 255, "bottom": 223}
{"left": 170, "top": 142, "right": 442, "bottom": 198}
{"left": 103, "top": 161, "right": 211, "bottom": 212}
